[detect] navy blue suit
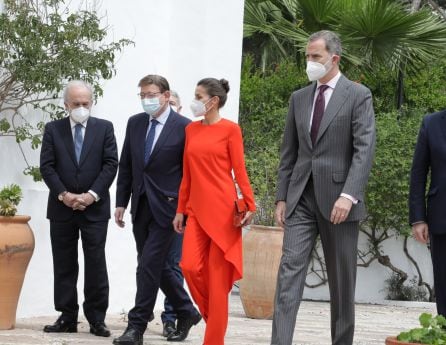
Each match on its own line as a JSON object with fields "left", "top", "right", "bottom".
{"left": 409, "top": 110, "right": 446, "bottom": 316}
{"left": 116, "top": 109, "right": 197, "bottom": 333}
{"left": 40, "top": 116, "right": 118, "bottom": 323}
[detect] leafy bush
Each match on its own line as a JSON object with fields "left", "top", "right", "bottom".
{"left": 363, "top": 111, "right": 423, "bottom": 237}
{"left": 239, "top": 57, "right": 308, "bottom": 225}
{"left": 0, "top": 0, "right": 132, "bottom": 181}
{"left": 384, "top": 273, "right": 428, "bottom": 302}
{"left": 397, "top": 313, "right": 446, "bottom": 344}
{"left": 0, "top": 184, "right": 22, "bottom": 216}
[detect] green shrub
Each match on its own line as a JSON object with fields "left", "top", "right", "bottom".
{"left": 0, "top": 184, "right": 22, "bottom": 216}
{"left": 240, "top": 57, "right": 308, "bottom": 225}
{"left": 363, "top": 111, "right": 423, "bottom": 237}
{"left": 397, "top": 313, "right": 446, "bottom": 344}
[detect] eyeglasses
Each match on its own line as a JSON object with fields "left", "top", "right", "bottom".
{"left": 138, "top": 92, "right": 161, "bottom": 99}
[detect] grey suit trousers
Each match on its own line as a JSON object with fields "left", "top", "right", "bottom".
{"left": 271, "top": 179, "right": 359, "bottom": 345}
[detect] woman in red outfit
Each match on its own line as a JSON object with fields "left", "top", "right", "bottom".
{"left": 173, "top": 78, "right": 256, "bottom": 345}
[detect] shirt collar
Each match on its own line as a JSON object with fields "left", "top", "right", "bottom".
{"left": 69, "top": 117, "right": 88, "bottom": 129}
{"left": 317, "top": 71, "right": 342, "bottom": 90}
{"left": 151, "top": 105, "right": 171, "bottom": 125}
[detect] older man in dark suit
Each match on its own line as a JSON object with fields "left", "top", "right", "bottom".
{"left": 113, "top": 75, "right": 200, "bottom": 345}
{"left": 409, "top": 110, "right": 446, "bottom": 318}
{"left": 271, "top": 31, "right": 376, "bottom": 345}
{"left": 40, "top": 80, "right": 118, "bottom": 337}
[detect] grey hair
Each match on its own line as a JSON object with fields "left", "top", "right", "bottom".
{"left": 308, "top": 30, "right": 342, "bottom": 57}
{"left": 170, "top": 90, "right": 181, "bottom": 105}
{"left": 63, "top": 80, "right": 94, "bottom": 102}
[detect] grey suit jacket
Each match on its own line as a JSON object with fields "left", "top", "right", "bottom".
{"left": 276, "top": 74, "right": 376, "bottom": 221}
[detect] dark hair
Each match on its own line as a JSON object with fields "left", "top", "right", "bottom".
{"left": 308, "top": 30, "right": 342, "bottom": 57}
{"left": 138, "top": 74, "right": 170, "bottom": 92}
{"left": 197, "top": 78, "right": 230, "bottom": 108}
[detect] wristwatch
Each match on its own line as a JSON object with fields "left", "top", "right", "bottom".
{"left": 58, "top": 191, "right": 68, "bottom": 201}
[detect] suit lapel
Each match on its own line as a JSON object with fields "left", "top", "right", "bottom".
{"left": 60, "top": 117, "right": 78, "bottom": 166}
{"left": 315, "top": 75, "right": 350, "bottom": 145}
{"left": 78, "top": 117, "right": 97, "bottom": 166}
{"left": 302, "top": 83, "right": 317, "bottom": 148}
{"left": 147, "top": 110, "right": 177, "bottom": 165}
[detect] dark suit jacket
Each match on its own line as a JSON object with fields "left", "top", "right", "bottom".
{"left": 409, "top": 110, "right": 446, "bottom": 234}
{"left": 40, "top": 116, "right": 118, "bottom": 222}
{"left": 116, "top": 110, "right": 191, "bottom": 228}
{"left": 276, "top": 75, "right": 376, "bottom": 221}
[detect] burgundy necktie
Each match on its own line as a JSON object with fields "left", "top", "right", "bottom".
{"left": 310, "top": 84, "right": 329, "bottom": 145}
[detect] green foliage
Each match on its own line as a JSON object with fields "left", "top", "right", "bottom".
{"left": 0, "top": 184, "right": 22, "bottom": 216}
{"left": 363, "top": 111, "right": 423, "bottom": 237}
{"left": 244, "top": 0, "right": 446, "bottom": 74}
{"left": 384, "top": 273, "right": 428, "bottom": 301}
{"left": 240, "top": 56, "right": 308, "bottom": 225}
{"left": 397, "top": 313, "right": 446, "bottom": 344}
{"left": 0, "top": 0, "right": 133, "bottom": 181}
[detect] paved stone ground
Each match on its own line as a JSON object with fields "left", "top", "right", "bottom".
{"left": 0, "top": 294, "right": 436, "bottom": 345}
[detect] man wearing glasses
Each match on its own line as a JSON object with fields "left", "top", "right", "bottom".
{"left": 113, "top": 75, "right": 201, "bottom": 345}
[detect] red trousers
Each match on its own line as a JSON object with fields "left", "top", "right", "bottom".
{"left": 180, "top": 216, "right": 233, "bottom": 345}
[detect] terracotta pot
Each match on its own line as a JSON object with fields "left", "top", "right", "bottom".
{"left": 385, "top": 336, "right": 426, "bottom": 345}
{"left": 239, "top": 224, "right": 284, "bottom": 319}
{"left": 0, "top": 215, "right": 35, "bottom": 330}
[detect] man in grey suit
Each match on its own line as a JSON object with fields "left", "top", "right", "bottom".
{"left": 271, "top": 31, "right": 376, "bottom": 345}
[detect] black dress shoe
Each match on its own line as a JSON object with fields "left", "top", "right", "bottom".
{"left": 167, "top": 313, "right": 202, "bottom": 342}
{"left": 89, "top": 322, "right": 111, "bottom": 337}
{"left": 43, "top": 318, "right": 77, "bottom": 333}
{"left": 162, "top": 320, "right": 176, "bottom": 337}
{"left": 113, "top": 327, "right": 143, "bottom": 345}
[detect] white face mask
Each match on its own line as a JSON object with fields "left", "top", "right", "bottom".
{"left": 70, "top": 107, "right": 90, "bottom": 123}
{"left": 306, "top": 56, "right": 333, "bottom": 81}
{"left": 170, "top": 105, "right": 178, "bottom": 113}
{"left": 190, "top": 99, "right": 212, "bottom": 117}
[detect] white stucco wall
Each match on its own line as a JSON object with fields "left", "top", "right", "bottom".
{"left": 1, "top": 0, "right": 245, "bottom": 318}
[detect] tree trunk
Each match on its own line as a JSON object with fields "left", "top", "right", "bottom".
{"left": 411, "top": 0, "right": 422, "bottom": 12}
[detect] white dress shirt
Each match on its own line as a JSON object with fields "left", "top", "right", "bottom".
{"left": 146, "top": 105, "right": 171, "bottom": 153}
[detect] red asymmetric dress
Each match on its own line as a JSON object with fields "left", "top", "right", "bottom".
{"left": 177, "top": 118, "right": 256, "bottom": 345}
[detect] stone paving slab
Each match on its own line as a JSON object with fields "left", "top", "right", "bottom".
{"left": 0, "top": 294, "right": 436, "bottom": 345}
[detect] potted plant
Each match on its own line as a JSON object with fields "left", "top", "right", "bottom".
{"left": 238, "top": 148, "right": 284, "bottom": 320}
{"left": 385, "top": 313, "right": 446, "bottom": 345}
{"left": 0, "top": 184, "right": 35, "bottom": 330}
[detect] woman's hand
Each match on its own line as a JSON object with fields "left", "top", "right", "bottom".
{"left": 241, "top": 210, "right": 255, "bottom": 226}
{"left": 173, "top": 213, "right": 185, "bottom": 233}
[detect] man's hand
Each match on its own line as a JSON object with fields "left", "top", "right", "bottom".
{"left": 63, "top": 192, "right": 82, "bottom": 208}
{"left": 71, "top": 193, "right": 95, "bottom": 211}
{"left": 115, "top": 207, "right": 126, "bottom": 228}
{"left": 81, "top": 193, "right": 95, "bottom": 206}
{"left": 330, "top": 196, "right": 353, "bottom": 224}
{"left": 173, "top": 213, "right": 185, "bottom": 233}
{"left": 412, "top": 222, "right": 429, "bottom": 244}
{"left": 275, "top": 201, "right": 286, "bottom": 228}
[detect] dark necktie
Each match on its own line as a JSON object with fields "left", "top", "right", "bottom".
{"left": 74, "top": 124, "right": 83, "bottom": 163}
{"left": 310, "top": 84, "right": 330, "bottom": 145}
{"left": 144, "top": 119, "right": 159, "bottom": 164}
